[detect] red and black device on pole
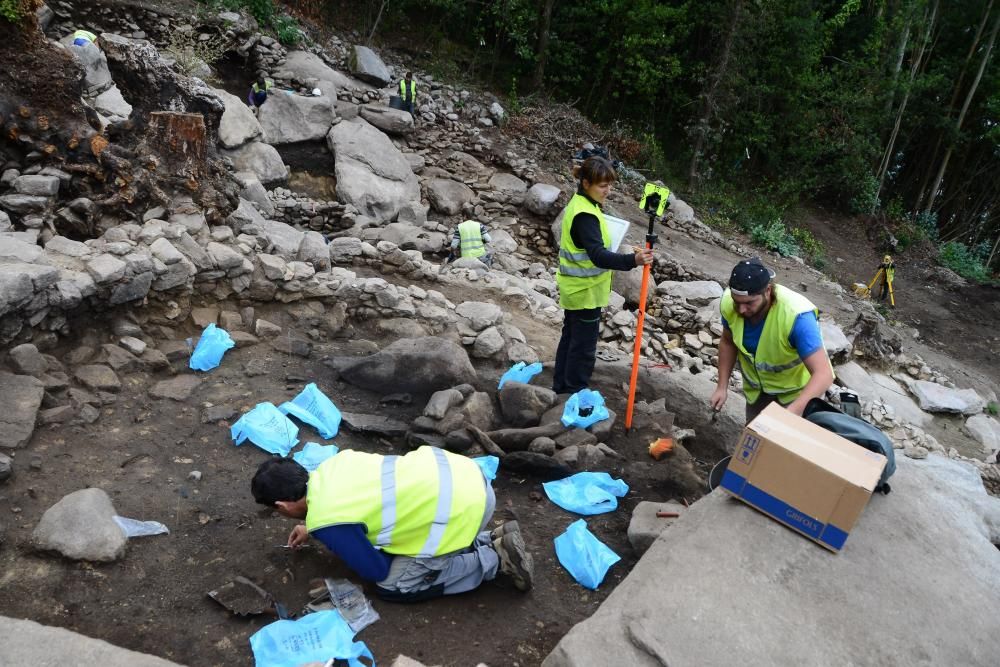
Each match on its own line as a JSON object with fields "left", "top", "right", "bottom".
{"left": 624, "top": 182, "right": 671, "bottom": 434}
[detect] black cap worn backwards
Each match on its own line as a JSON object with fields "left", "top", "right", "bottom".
{"left": 729, "top": 257, "right": 776, "bottom": 296}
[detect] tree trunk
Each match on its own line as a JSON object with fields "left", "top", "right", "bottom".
{"left": 872, "top": 0, "right": 937, "bottom": 214}
{"left": 367, "top": 0, "right": 390, "bottom": 44}
{"left": 923, "top": 6, "right": 1000, "bottom": 216}
{"left": 914, "top": 0, "right": 993, "bottom": 212}
{"left": 688, "top": 0, "right": 743, "bottom": 190}
{"left": 531, "top": 0, "right": 557, "bottom": 91}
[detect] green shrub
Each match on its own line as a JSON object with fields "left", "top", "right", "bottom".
{"left": 274, "top": 15, "right": 302, "bottom": 46}
{"left": 751, "top": 219, "right": 800, "bottom": 257}
{"left": 0, "top": 0, "right": 23, "bottom": 22}
{"left": 850, "top": 173, "right": 880, "bottom": 214}
{"left": 790, "top": 227, "right": 826, "bottom": 268}
{"left": 987, "top": 401, "right": 998, "bottom": 416}
{"left": 938, "top": 241, "right": 990, "bottom": 282}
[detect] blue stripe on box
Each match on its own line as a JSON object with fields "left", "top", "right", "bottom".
{"left": 722, "top": 470, "right": 851, "bottom": 550}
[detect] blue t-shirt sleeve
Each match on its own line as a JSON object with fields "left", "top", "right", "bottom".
{"left": 788, "top": 311, "right": 823, "bottom": 358}
{"left": 311, "top": 524, "right": 393, "bottom": 582}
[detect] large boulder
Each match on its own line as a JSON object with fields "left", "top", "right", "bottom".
{"left": 834, "top": 361, "right": 931, "bottom": 427}
{"left": 488, "top": 172, "right": 527, "bottom": 193}
{"left": 0, "top": 372, "right": 44, "bottom": 449}
{"left": 62, "top": 38, "right": 112, "bottom": 95}
{"left": 336, "top": 337, "right": 477, "bottom": 393}
{"left": 327, "top": 119, "right": 420, "bottom": 221}
{"left": 656, "top": 280, "right": 724, "bottom": 304}
{"left": 221, "top": 141, "right": 289, "bottom": 185}
{"left": 258, "top": 92, "right": 336, "bottom": 144}
{"left": 966, "top": 414, "right": 1000, "bottom": 458}
{"left": 32, "top": 488, "right": 127, "bottom": 562}
{"left": 212, "top": 87, "right": 263, "bottom": 149}
{"left": 349, "top": 45, "right": 392, "bottom": 86}
{"left": 284, "top": 50, "right": 367, "bottom": 97}
{"left": 544, "top": 455, "right": 1000, "bottom": 667}
{"left": 499, "top": 381, "right": 557, "bottom": 427}
{"left": 524, "top": 183, "right": 563, "bottom": 216}
{"left": 91, "top": 84, "right": 132, "bottom": 122}
{"left": 820, "top": 318, "right": 852, "bottom": 357}
{"left": 370, "top": 222, "right": 446, "bottom": 253}
{"left": 425, "top": 178, "right": 475, "bottom": 215}
{"left": 909, "top": 380, "right": 985, "bottom": 415}
{"left": 0, "top": 616, "right": 183, "bottom": 666}
{"left": 359, "top": 105, "right": 414, "bottom": 134}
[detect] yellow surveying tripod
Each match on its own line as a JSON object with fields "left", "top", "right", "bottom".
{"left": 862, "top": 255, "right": 896, "bottom": 307}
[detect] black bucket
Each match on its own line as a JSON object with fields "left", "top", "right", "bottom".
{"left": 707, "top": 455, "right": 732, "bottom": 492}
{"left": 389, "top": 95, "right": 404, "bottom": 110}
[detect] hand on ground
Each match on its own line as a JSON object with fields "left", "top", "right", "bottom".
{"left": 287, "top": 524, "right": 309, "bottom": 549}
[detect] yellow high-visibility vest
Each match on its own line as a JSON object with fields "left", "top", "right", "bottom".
{"left": 305, "top": 447, "right": 487, "bottom": 558}
{"left": 556, "top": 193, "right": 612, "bottom": 310}
{"left": 458, "top": 220, "right": 486, "bottom": 258}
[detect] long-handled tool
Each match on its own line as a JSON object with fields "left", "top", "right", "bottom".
{"left": 625, "top": 183, "right": 670, "bottom": 433}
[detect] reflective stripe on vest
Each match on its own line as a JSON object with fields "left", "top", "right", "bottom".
{"left": 556, "top": 193, "right": 613, "bottom": 309}
{"left": 720, "top": 284, "right": 831, "bottom": 404}
{"left": 399, "top": 80, "right": 416, "bottom": 101}
{"left": 458, "top": 220, "right": 486, "bottom": 258}
{"left": 252, "top": 80, "right": 274, "bottom": 94}
{"left": 305, "top": 446, "right": 487, "bottom": 557}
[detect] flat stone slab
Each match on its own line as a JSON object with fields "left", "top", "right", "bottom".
{"left": 543, "top": 455, "right": 1000, "bottom": 667}
{"left": 32, "top": 488, "right": 127, "bottom": 562}
{"left": 627, "top": 500, "right": 686, "bottom": 555}
{"left": 0, "top": 616, "right": 182, "bottom": 665}
{"left": 74, "top": 364, "right": 121, "bottom": 393}
{"left": 341, "top": 411, "right": 408, "bottom": 437}
{"left": 910, "top": 380, "right": 985, "bottom": 415}
{"left": 835, "top": 361, "right": 930, "bottom": 426}
{"left": 0, "top": 372, "right": 44, "bottom": 449}
{"left": 149, "top": 375, "right": 202, "bottom": 401}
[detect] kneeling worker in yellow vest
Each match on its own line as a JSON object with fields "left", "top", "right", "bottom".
{"left": 450, "top": 219, "right": 492, "bottom": 265}
{"left": 251, "top": 446, "right": 533, "bottom": 601}
{"left": 710, "top": 257, "right": 834, "bottom": 423}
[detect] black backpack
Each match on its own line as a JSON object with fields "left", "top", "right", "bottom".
{"left": 803, "top": 398, "right": 896, "bottom": 494}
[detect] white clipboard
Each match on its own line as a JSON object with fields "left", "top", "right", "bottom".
{"left": 603, "top": 215, "right": 631, "bottom": 253}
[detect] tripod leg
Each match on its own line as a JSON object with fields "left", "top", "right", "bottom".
{"left": 888, "top": 277, "right": 895, "bottom": 307}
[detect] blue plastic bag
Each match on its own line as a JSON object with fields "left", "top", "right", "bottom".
{"left": 231, "top": 402, "right": 299, "bottom": 456}
{"left": 249, "top": 610, "right": 375, "bottom": 667}
{"left": 560, "top": 389, "right": 610, "bottom": 428}
{"left": 472, "top": 455, "right": 499, "bottom": 481}
{"left": 189, "top": 323, "right": 235, "bottom": 371}
{"left": 498, "top": 361, "right": 543, "bottom": 390}
{"left": 293, "top": 442, "right": 339, "bottom": 472}
{"left": 542, "top": 472, "right": 629, "bottom": 515}
{"left": 554, "top": 519, "right": 621, "bottom": 590}
{"left": 279, "top": 383, "right": 342, "bottom": 439}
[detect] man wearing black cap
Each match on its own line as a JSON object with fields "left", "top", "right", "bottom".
{"left": 710, "top": 257, "right": 834, "bottom": 423}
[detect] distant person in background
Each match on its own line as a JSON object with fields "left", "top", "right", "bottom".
{"left": 449, "top": 219, "right": 493, "bottom": 266}
{"left": 248, "top": 76, "right": 274, "bottom": 113}
{"left": 72, "top": 29, "right": 98, "bottom": 47}
{"left": 552, "top": 156, "right": 654, "bottom": 395}
{"left": 877, "top": 255, "right": 895, "bottom": 302}
{"left": 399, "top": 71, "right": 417, "bottom": 116}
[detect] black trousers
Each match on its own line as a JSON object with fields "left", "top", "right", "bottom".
{"left": 552, "top": 307, "right": 602, "bottom": 394}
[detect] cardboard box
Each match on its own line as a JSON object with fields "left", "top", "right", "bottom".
{"left": 720, "top": 403, "right": 887, "bottom": 552}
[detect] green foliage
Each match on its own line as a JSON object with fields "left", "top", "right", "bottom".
{"left": 507, "top": 76, "right": 522, "bottom": 116}
{"left": 938, "top": 241, "right": 990, "bottom": 283}
{"left": 0, "top": 0, "right": 23, "bottom": 22}
{"left": 164, "top": 30, "right": 232, "bottom": 76}
{"left": 274, "top": 15, "right": 302, "bottom": 46}
{"left": 987, "top": 401, "right": 998, "bottom": 417}
{"left": 850, "top": 174, "right": 880, "bottom": 214}
{"left": 751, "top": 219, "right": 800, "bottom": 257}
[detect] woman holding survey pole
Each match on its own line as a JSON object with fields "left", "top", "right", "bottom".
{"left": 553, "top": 156, "right": 654, "bottom": 394}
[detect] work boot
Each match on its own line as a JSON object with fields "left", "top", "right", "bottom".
{"left": 493, "top": 531, "right": 534, "bottom": 592}
{"left": 489, "top": 520, "right": 520, "bottom": 541}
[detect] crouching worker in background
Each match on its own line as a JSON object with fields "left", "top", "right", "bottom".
{"left": 251, "top": 446, "right": 533, "bottom": 601}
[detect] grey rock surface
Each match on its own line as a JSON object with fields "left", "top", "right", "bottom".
{"left": 212, "top": 86, "right": 263, "bottom": 149}
{"left": 966, "top": 414, "right": 1000, "bottom": 457}
{"left": 220, "top": 141, "right": 289, "bottom": 185}
{"left": 9, "top": 343, "right": 48, "bottom": 376}
{"left": 656, "top": 279, "right": 724, "bottom": 303}
{"left": 0, "top": 372, "right": 44, "bottom": 449}
{"left": 488, "top": 172, "right": 527, "bottom": 193}
{"left": 74, "top": 364, "right": 121, "bottom": 393}
{"left": 337, "top": 337, "right": 477, "bottom": 393}
{"left": 0, "top": 616, "right": 183, "bottom": 666}
{"left": 524, "top": 183, "right": 562, "bottom": 216}
{"left": 349, "top": 45, "right": 392, "bottom": 86}
{"left": 820, "top": 318, "right": 852, "bottom": 357}
{"left": 327, "top": 119, "right": 420, "bottom": 221}
{"left": 341, "top": 411, "right": 409, "bottom": 437}
{"left": 92, "top": 84, "right": 133, "bottom": 121}
{"left": 835, "top": 361, "right": 931, "bottom": 427}
{"left": 0, "top": 452, "right": 11, "bottom": 482}
{"left": 14, "top": 174, "right": 60, "bottom": 196}
{"left": 544, "top": 455, "right": 1000, "bottom": 667}
{"left": 360, "top": 105, "right": 414, "bottom": 135}
{"left": 259, "top": 91, "right": 335, "bottom": 144}
{"left": 499, "top": 381, "right": 557, "bottom": 428}
{"left": 627, "top": 500, "right": 685, "bottom": 555}
{"left": 910, "top": 380, "right": 985, "bottom": 415}
{"left": 32, "top": 488, "right": 127, "bottom": 562}
{"left": 425, "top": 178, "right": 475, "bottom": 215}
{"left": 64, "top": 39, "right": 112, "bottom": 95}
{"left": 149, "top": 375, "right": 202, "bottom": 401}
{"left": 424, "top": 389, "right": 464, "bottom": 420}
{"left": 455, "top": 301, "right": 503, "bottom": 331}
{"left": 472, "top": 326, "right": 505, "bottom": 358}
{"left": 284, "top": 50, "right": 364, "bottom": 96}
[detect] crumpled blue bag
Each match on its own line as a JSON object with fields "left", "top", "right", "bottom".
{"left": 189, "top": 323, "right": 235, "bottom": 371}
{"left": 279, "top": 383, "right": 342, "bottom": 439}
{"left": 542, "top": 472, "right": 629, "bottom": 515}
{"left": 292, "top": 442, "right": 339, "bottom": 472}
{"left": 231, "top": 402, "right": 299, "bottom": 456}
{"left": 554, "top": 519, "right": 621, "bottom": 590}
{"left": 561, "top": 389, "right": 610, "bottom": 428}
{"left": 498, "top": 361, "right": 543, "bottom": 390}
{"left": 472, "top": 455, "right": 499, "bottom": 481}
{"left": 249, "top": 610, "right": 375, "bottom": 667}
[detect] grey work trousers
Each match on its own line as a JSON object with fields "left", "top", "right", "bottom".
{"left": 375, "top": 483, "right": 498, "bottom": 602}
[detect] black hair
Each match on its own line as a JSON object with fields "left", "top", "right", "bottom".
{"left": 573, "top": 156, "right": 617, "bottom": 185}
{"left": 406, "top": 71, "right": 413, "bottom": 78}
{"left": 251, "top": 458, "right": 309, "bottom": 506}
